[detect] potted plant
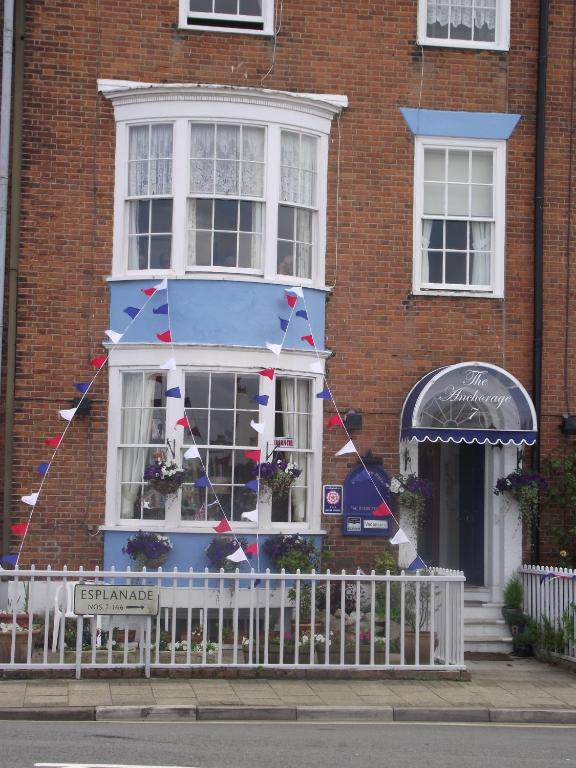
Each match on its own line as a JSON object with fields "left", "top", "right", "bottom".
{"left": 143, "top": 452, "right": 185, "bottom": 496}
{"left": 122, "top": 530, "right": 173, "bottom": 570}
{"left": 501, "top": 575, "right": 531, "bottom": 655}
{"left": 256, "top": 459, "right": 301, "bottom": 498}
{"left": 205, "top": 536, "right": 250, "bottom": 573}
{"left": 0, "top": 619, "right": 42, "bottom": 663}
{"left": 494, "top": 470, "right": 547, "bottom": 527}
{"left": 403, "top": 572, "right": 438, "bottom": 664}
{"left": 387, "top": 474, "right": 432, "bottom": 529}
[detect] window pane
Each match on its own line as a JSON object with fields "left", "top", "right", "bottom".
{"left": 195, "top": 199, "right": 213, "bottom": 229}
{"left": 210, "top": 373, "right": 234, "bottom": 408}
{"left": 186, "top": 409, "right": 208, "bottom": 441}
{"left": 447, "top": 150, "right": 469, "bottom": 182}
{"left": 424, "top": 182, "right": 445, "bottom": 215}
{"left": 216, "top": 125, "right": 239, "bottom": 160}
{"left": 181, "top": 486, "right": 208, "bottom": 522}
{"left": 278, "top": 205, "right": 294, "bottom": 240}
{"left": 240, "top": 0, "right": 261, "bottom": 13}
{"left": 428, "top": 219, "right": 443, "bottom": 248}
{"left": 471, "top": 185, "right": 493, "bottom": 217}
{"left": 471, "top": 151, "right": 493, "bottom": 183}
{"left": 235, "top": 412, "right": 258, "bottom": 446}
{"left": 236, "top": 375, "right": 259, "bottom": 408}
{"left": 149, "top": 235, "right": 171, "bottom": 269}
{"left": 151, "top": 199, "right": 172, "bottom": 233}
{"left": 189, "top": 0, "right": 212, "bottom": 12}
{"left": 215, "top": 160, "right": 239, "bottom": 196}
{"left": 427, "top": 251, "right": 443, "bottom": 283}
{"left": 215, "top": 0, "right": 237, "bottom": 13}
{"left": 194, "top": 232, "right": 212, "bottom": 266}
{"left": 445, "top": 251, "right": 467, "bottom": 284}
{"left": 241, "top": 162, "right": 264, "bottom": 197}
{"left": 277, "top": 240, "right": 293, "bottom": 275}
{"left": 233, "top": 488, "right": 258, "bottom": 522}
{"left": 424, "top": 149, "right": 445, "bottom": 181}
{"left": 447, "top": 183, "right": 469, "bottom": 216}
{"left": 238, "top": 233, "right": 259, "bottom": 268}
{"left": 127, "top": 236, "right": 148, "bottom": 270}
{"left": 185, "top": 373, "right": 210, "bottom": 408}
{"left": 242, "top": 126, "right": 265, "bottom": 161}
{"left": 209, "top": 449, "right": 233, "bottom": 481}
{"left": 128, "top": 161, "right": 148, "bottom": 197}
{"left": 469, "top": 252, "right": 491, "bottom": 285}
{"left": 190, "top": 159, "right": 215, "bottom": 194}
{"left": 191, "top": 124, "right": 214, "bottom": 158}
{"left": 233, "top": 451, "right": 253, "bottom": 484}
{"left": 445, "top": 220, "right": 467, "bottom": 250}
{"left": 214, "top": 199, "right": 238, "bottom": 231}
{"left": 296, "top": 244, "right": 311, "bottom": 279}
{"left": 213, "top": 232, "right": 237, "bottom": 267}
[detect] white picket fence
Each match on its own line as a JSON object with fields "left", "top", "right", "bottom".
{"left": 519, "top": 564, "right": 576, "bottom": 661}
{"left": 0, "top": 566, "right": 465, "bottom": 677}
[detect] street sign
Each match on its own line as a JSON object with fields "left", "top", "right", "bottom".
{"left": 73, "top": 584, "right": 160, "bottom": 616}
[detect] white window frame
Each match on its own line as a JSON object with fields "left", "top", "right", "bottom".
{"left": 105, "top": 345, "right": 325, "bottom": 534}
{"left": 417, "top": 0, "right": 510, "bottom": 52}
{"left": 102, "top": 82, "right": 347, "bottom": 290}
{"left": 412, "top": 136, "right": 506, "bottom": 298}
{"left": 178, "top": 0, "right": 274, "bottom": 36}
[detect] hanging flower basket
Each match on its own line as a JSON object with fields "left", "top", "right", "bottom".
{"left": 257, "top": 460, "right": 301, "bottom": 498}
{"left": 144, "top": 455, "right": 185, "bottom": 496}
{"left": 387, "top": 474, "right": 432, "bottom": 527}
{"left": 122, "top": 530, "right": 173, "bottom": 570}
{"left": 494, "top": 470, "right": 547, "bottom": 526}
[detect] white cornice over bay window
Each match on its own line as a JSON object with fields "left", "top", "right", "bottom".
{"left": 99, "top": 81, "right": 347, "bottom": 290}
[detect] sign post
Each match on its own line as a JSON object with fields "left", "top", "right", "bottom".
{"left": 73, "top": 584, "right": 160, "bottom": 616}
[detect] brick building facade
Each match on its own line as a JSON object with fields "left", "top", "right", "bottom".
{"left": 0, "top": 0, "right": 573, "bottom": 607}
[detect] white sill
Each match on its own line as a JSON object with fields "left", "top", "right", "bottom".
{"left": 178, "top": 23, "right": 273, "bottom": 36}
{"left": 417, "top": 37, "right": 509, "bottom": 52}
{"left": 100, "top": 524, "right": 327, "bottom": 536}
{"left": 412, "top": 287, "right": 503, "bottom": 299}
{"left": 106, "top": 272, "right": 331, "bottom": 292}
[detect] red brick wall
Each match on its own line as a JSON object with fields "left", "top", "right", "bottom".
{"left": 3, "top": 0, "right": 548, "bottom": 569}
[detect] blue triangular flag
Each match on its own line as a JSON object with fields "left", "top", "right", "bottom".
{"left": 316, "top": 388, "right": 331, "bottom": 400}
{"left": 252, "top": 394, "right": 269, "bottom": 406}
{"left": 245, "top": 480, "right": 259, "bottom": 492}
{"left": 279, "top": 317, "right": 289, "bottom": 332}
{"left": 296, "top": 310, "right": 308, "bottom": 320}
{"left": 0, "top": 554, "right": 17, "bottom": 566}
{"left": 123, "top": 306, "right": 141, "bottom": 319}
{"left": 74, "top": 382, "right": 90, "bottom": 394}
{"left": 540, "top": 573, "right": 553, "bottom": 584}
{"left": 165, "top": 387, "right": 182, "bottom": 399}
{"left": 194, "top": 475, "right": 210, "bottom": 488}
{"left": 36, "top": 463, "right": 50, "bottom": 476}
{"left": 407, "top": 556, "right": 427, "bottom": 571}
{"left": 153, "top": 303, "right": 169, "bottom": 315}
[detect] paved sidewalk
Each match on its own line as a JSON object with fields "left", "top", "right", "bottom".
{"left": 0, "top": 658, "right": 575, "bottom": 723}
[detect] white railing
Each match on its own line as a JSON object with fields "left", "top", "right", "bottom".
{"left": 0, "top": 566, "right": 465, "bottom": 677}
{"left": 519, "top": 564, "right": 575, "bottom": 661}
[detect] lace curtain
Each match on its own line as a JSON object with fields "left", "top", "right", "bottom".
{"left": 128, "top": 124, "right": 173, "bottom": 197}
{"left": 280, "top": 131, "right": 317, "bottom": 208}
{"left": 279, "top": 379, "right": 308, "bottom": 523}
{"left": 426, "top": 0, "right": 497, "bottom": 31}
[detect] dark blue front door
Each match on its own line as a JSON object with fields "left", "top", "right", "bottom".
{"left": 458, "top": 443, "right": 485, "bottom": 586}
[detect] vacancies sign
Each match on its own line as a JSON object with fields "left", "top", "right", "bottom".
{"left": 74, "top": 584, "right": 160, "bottom": 615}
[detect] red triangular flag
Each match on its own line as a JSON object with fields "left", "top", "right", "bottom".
{"left": 301, "top": 335, "right": 314, "bottom": 347}
{"left": 213, "top": 518, "right": 232, "bottom": 533}
{"left": 45, "top": 434, "right": 63, "bottom": 447}
{"left": 326, "top": 414, "right": 343, "bottom": 429}
{"left": 373, "top": 502, "right": 392, "bottom": 517}
{"left": 258, "top": 368, "right": 275, "bottom": 380}
{"left": 157, "top": 330, "right": 172, "bottom": 343}
{"left": 141, "top": 286, "right": 157, "bottom": 296}
{"left": 244, "top": 450, "right": 261, "bottom": 462}
{"left": 245, "top": 543, "right": 258, "bottom": 555}
{"left": 90, "top": 355, "right": 107, "bottom": 368}
{"left": 176, "top": 416, "right": 189, "bottom": 428}
{"left": 10, "top": 523, "right": 28, "bottom": 536}
{"left": 286, "top": 294, "right": 297, "bottom": 308}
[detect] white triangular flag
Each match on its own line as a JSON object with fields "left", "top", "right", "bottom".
{"left": 184, "top": 445, "right": 200, "bottom": 459}
{"left": 160, "top": 357, "right": 176, "bottom": 370}
{"left": 390, "top": 528, "right": 410, "bottom": 545}
{"left": 309, "top": 360, "right": 323, "bottom": 374}
{"left": 285, "top": 286, "right": 304, "bottom": 298}
{"left": 250, "top": 420, "right": 265, "bottom": 434}
{"left": 335, "top": 440, "right": 356, "bottom": 456}
{"left": 59, "top": 407, "right": 77, "bottom": 422}
{"left": 226, "top": 546, "right": 248, "bottom": 563}
{"left": 21, "top": 492, "right": 39, "bottom": 507}
{"left": 241, "top": 509, "right": 259, "bottom": 523}
{"left": 155, "top": 278, "right": 168, "bottom": 291}
{"left": 266, "top": 342, "right": 282, "bottom": 356}
{"left": 105, "top": 330, "right": 123, "bottom": 344}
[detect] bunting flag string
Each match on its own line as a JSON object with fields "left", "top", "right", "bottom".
{"left": 213, "top": 518, "right": 232, "bottom": 534}
{"left": 335, "top": 440, "right": 356, "bottom": 456}
{"left": 258, "top": 368, "right": 275, "bottom": 380}
{"left": 123, "top": 306, "right": 141, "bottom": 319}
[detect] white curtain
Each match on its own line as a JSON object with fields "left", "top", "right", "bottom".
{"left": 120, "top": 374, "right": 157, "bottom": 519}
{"left": 280, "top": 379, "right": 307, "bottom": 523}
{"left": 470, "top": 222, "right": 491, "bottom": 285}
{"left": 150, "top": 124, "right": 173, "bottom": 196}
{"left": 129, "top": 124, "right": 172, "bottom": 197}
{"left": 421, "top": 220, "right": 433, "bottom": 283}
{"left": 426, "top": 0, "right": 497, "bottom": 31}
{"left": 280, "top": 131, "right": 317, "bottom": 207}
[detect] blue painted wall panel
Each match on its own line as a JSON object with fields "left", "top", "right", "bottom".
{"left": 109, "top": 280, "right": 326, "bottom": 350}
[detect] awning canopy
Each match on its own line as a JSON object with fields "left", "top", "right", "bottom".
{"left": 400, "top": 362, "right": 537, "bottom": 446}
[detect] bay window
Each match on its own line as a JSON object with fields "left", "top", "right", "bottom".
{"left": 109, "top": 360, "right": 321, "bottom": 530}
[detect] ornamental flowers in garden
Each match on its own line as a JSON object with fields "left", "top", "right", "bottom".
{"left": 256, "top": 459, "right": 301, "bottom": 498}
{"left": 122, "top": 530, "right": 173, "bottom": 570}
{"left": 494, "top": 470, "right": 547, "bottom": 526}
{"left": 143, "top": 452, "right": 185, "bottom": 495}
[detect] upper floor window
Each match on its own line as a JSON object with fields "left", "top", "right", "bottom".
{"left": 417, "top": 0, "right": 510, "bottom": 51}
{"left": 103, "top": 82, "right": 346, "bottom": 288}
{"left": 413, "top": 137, "right": 506, "bottom": 297}
{"left": 179, "top": 0, "right": 274, "bottom": 35}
